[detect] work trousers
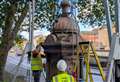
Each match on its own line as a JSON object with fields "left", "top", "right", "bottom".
{"left": 115, "top": 60, "right": 120, "bottom": 82}
{"left": 32, "top": 70, "right": 42, "bottom": 82}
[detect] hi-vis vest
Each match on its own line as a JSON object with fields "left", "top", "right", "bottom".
{"left": 52, "top": 72, "right": 76, "bottom": 82}
{"left": 31, "top": 57, "right": 43, "bottom": 70}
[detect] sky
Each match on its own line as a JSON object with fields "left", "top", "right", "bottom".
{"left": 20, "top": 23, "right": 97, "bottom": 40}
{"left": 20, "top": 28, "right": 50, "bottom": 40}
{"left": 79, "top": 23, "right": 97, "bottom": 31}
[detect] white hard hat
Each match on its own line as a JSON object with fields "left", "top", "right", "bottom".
{"left": 57, "top": 59, "right": 67, "bottom": 72}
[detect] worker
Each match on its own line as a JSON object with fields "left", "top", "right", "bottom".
{"left": 31, "top": 47, "right": 44, "bottom": 82}
{"left": 36, "top": 43, "right": 47, "bottom": 79}
{"left": 51, "top": 59, "right": 76, "bottom": 82}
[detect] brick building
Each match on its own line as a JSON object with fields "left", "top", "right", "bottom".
{"left": 80, "top": 25, "right": 116, "bottom": 50}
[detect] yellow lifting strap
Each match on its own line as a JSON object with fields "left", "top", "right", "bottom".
{"left": 79, "top": 41, "right": 106, "bottom": 82}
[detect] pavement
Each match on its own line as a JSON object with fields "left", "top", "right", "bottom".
{"left": 5, "top": 54, "right": 46, "bottom": 82}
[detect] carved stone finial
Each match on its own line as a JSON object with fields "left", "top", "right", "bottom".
{"left": 60, "top": 0, "right": 71, "bottom": 16}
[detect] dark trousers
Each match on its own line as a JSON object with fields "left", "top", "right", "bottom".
{"left": 115, "top": 60, "right": 120, "bottom": 82}
{"left": 32, "top": 70, "right": 42, "bottom": 82}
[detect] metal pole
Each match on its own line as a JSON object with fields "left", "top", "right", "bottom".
{"left": 115, "top": 0, "right": 120, "bottom": 33}
{"left": 107, "top": 60, "right": 114, "bottom": 82}
{"left": 103, "top": 0, "right": 112, "bottom": 46}
{"left": 28, "top": 0, "right": 35, "bottom": 62}
{"left": 31, "top": 0, "right": 35, "bottom": 49}
{"left": 27, "top": 0, "right": 35, "bottom": 82}
{"left": 28, "top": 1, "right": 32, "bottom": 82}
{"left": 28, "top": 1, "right": 32, "bottom": 54}
{"left": 29, "top": 1, "right": 34, "bottom": 53}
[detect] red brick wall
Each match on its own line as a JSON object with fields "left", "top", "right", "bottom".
{"left": 80, "top": 26, "right": 116, "bottom": 50}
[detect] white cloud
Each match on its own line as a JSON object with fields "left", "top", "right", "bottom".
{"left": 20, "top": 28, "right": 50, "bottom": 40}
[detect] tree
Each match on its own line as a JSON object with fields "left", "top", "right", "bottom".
{"left": 36, "top": 35, "right": 45, "bottom": 45}
{"left": 77, "top": 0, "right": 115, "bottom": 26}
{"left": 15, "top": 35, "right": 26, "bottom": 50}
{"left": 0, "top": 1, "right": 28, "bottom": 81}
{"left": 0, "top": 0, "right": 55, "bottom": 81}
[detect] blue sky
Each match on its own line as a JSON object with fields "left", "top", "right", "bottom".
{"left": 79, "top": 23, "right": 95, "bottom": 31}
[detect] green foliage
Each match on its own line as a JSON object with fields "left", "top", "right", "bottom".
{"left": 77, "top": 0, "right": 115, "bottom": 26}
{"left": 34, "top": 0, "right": 55, "bottom": 29}
{"left": 0, "top": 0, "right": 28, "bottom": 32}
{"left": 36, "top": 36, "right": 45, "bottom": 45}
{"left": 0, "top": 1, "right": 5, "bottom": 29}
{"left": 15, "top": 35, "right": 25, "bottom": 43}
{"left": 0, "top": 0, "right": 115, "bottom": 34}
{"left": 15, "top": 35, "right": 25, "bottom": 49}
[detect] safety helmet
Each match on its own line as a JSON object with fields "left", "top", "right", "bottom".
{"left": 57, "top": 59, "right": 67, "bottom": 72}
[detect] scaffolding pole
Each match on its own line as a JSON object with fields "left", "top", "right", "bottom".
{"left": 27, "top": 1, "right": 32, "bottom": 82}
{"left": 27, "top": 0, "right": 35, "bottom": 82}
{"left": 103, "top": 0, "right": 112, "bottom": 46}
{"left": 29, "top": 0, "right": 34, "bottom": 53}
{"left": 115, "top": 0, "right": 120, "bottom": 33}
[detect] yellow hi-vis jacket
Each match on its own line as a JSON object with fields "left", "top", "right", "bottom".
{"left": 52, "top": 72, "right": 76, "bottom": 82}
{"left": 31, "top": 57, "right": 43, "bottom": 70}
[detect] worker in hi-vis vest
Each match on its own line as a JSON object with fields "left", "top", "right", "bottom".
{"left": 31, "top": 45, "right": 45, "bottom": 82}
{"left": 52, "top": 59, "right": 76, "bottom": 82}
